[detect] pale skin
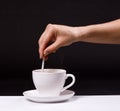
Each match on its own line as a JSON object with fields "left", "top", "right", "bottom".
{"left": 38, "top": 19, "right": 120, "bottom": 59}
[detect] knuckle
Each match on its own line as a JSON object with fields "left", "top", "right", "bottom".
{"left": 38, "top": 38, "right": 43, "bottom": 46}
{"left": 46, "top": 24, "right": 55, "bottom": 32}
{"left": 46, "top": 23, "right": 52, "bottom": 29}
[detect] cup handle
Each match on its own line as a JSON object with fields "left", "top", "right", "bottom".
{"left": 61, "top": 74, "right": 75, "bottom": 92}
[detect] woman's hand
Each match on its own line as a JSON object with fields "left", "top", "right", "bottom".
{"left": 38, "top": 24, "right": 81, "bottom": 59}
{"left": 38, "top": 19, "right": 120, "bottom": 60}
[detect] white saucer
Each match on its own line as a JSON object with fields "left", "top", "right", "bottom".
{"left": 23, "top": 89, "right": 75, "bottom": 103}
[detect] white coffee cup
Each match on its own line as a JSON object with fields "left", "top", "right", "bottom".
{"left": 32, "top": 69, "right": 75, "bottom": 97}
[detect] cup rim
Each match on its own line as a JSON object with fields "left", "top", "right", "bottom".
{"left": 32, "top": 68, "right": 66, "bottom": 74}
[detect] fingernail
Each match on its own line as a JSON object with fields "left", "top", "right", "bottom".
{"left": 44, "top": 51, "right": 49, "bottom": 56}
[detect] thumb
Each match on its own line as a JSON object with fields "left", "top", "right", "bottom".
{"left": 44, "top": 41, "right": 61, "bottom": 56}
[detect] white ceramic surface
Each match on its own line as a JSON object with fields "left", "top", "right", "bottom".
{"left": 23, "top": 89, "right": 75, "bottom": 103}
{"left": 32, "top": 69, "right": 75, "bottom": 97}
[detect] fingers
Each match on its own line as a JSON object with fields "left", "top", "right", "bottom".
{"left": 38, "top": 31, "right": 45, "bottom": 59}
{"left": 38, "top": 24, "right": 56, "bottom": 59}
{"left": 44, "top": 40, "right": 61, "bottom": 56}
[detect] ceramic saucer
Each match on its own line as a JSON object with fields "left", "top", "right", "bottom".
{"left": 23, "top": 89, "right": 75, "bottom": 103}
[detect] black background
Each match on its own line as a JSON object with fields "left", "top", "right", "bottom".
{"left": 0, "top": 0, "right": 120, "bottom": 95}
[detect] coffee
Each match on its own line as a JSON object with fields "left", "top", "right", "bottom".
{"left": 35, "top": 69, "right": 66, "bottom": 73}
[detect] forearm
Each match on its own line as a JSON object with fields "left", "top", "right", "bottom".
{"left": 76, "top": 19, "right": 120, "bottom": 44}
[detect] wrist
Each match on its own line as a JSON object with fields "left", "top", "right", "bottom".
{"left": 73, "top": 26, "right": 91, "bottom": 42}
{"left": 74, "top": 25, "right": 99, "bottom": 43}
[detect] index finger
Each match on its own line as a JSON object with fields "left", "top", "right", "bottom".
{"left": 38, "top": 30, "right": 55, "bottom": 59}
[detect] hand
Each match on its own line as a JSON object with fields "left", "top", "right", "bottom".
{"left": 38, "top": 19, "right": 120, "bottom": 60}
{"left": 38, "top": 24, "right": 79, "bottom": 60}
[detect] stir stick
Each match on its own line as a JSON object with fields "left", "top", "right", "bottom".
{"left": 41, "top": 59, "right": 45, "bottom": 72}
